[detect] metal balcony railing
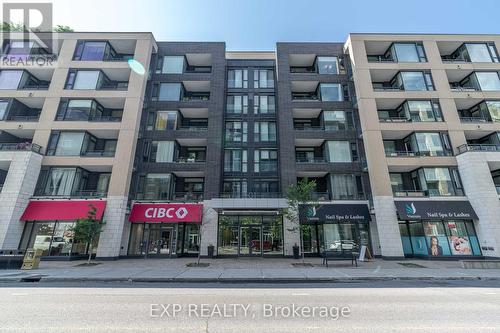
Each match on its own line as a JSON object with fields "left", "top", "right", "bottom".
{"left": 458, "top": 144, "right": 500, "bottom": 154}
{"left": 459, "top": 116, "right": 493, "bottom": 123}
{"left": 296, "top": 158, "right": 327, "bottom": 163}
{"left": 0, "top": 143, "right": 42, "bottom": 153}
{"left": 220, "top": 192, "right": 282, "bottom": 199}
{"left": 81, "top": 150, "right": 116, "bottom": 157}
{"left": 33, "top": 190, "right": 107, "bottom": 198}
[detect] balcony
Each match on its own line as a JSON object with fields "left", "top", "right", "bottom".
{"left": 34, "top": 189, "right": 107, "bottom": 198}
{"left": 219, "top": 192, "right": 282, "bottom": 199}
{"left": 296, "top": 157, "right": 327, "bottom": 164}
{"left": 459, "top": 116, "right": 496, "bottom": 123}
{"left": 458, "top": 144, "right": 500, "bottom": 154}
{"left": 385, "top": 150, "right": 451, "bottom": 157}
{"left": 0, "top": 142, "right": 41, "bottom": 154}
{"left": 81, "top": 150, "right": 116, "bottom": 157}
{"left": 291, "top": 92, "right": 319, "bottom": 101}
{"left": 439, "top": 42, "right": 499, "bottom": 63}
{"left": 394, "top": 190, "right": 428, "bottom": 197}
{"left": 367, "top": 55, "right": 396, "bottom": 63}
{"left": 135, "top": 191, "right": 203, "bottom": 202}
{"left": 177, "top": 125, "right": 208, "bottom": 132}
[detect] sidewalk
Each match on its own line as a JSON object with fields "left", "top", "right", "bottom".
{"left": 1, "top": 257, "right": 500, "bottom": 283}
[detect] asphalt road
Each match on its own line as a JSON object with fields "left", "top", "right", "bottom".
{"left": 1, "top": 280, "right": 500, "bottom": 333}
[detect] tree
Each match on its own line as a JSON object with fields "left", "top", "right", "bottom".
{"left": 53, "top": 25, "right": 74, "bottom": 32}
{"left": 71, "top": 205, "right": 105, "bottom": 264}
{"left": 283, "top": 178, "right": 317, "bottom": 264}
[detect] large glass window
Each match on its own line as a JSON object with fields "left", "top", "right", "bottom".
{"left": 254, "top": 122, "right": 276, "bottom": 142}
{"left": 73, "top": 71, "right": 100, "bottom": 90}
{"left": 254, "top": 149, "right": 278, "bottom": 172}
{"left": 224, "top": 149, "right": 247, "bottom": 172}
{"left": 317, "top": 57, "right": 338, "bottom": 74}
{"left": 151, "top": 141, "right": 175, "bottom": 162}
{"left": 253, "top": 95, "right": 275, "bottom": 114}
{"left": 466, "top": 43, "right": 495, "bottom": 62}
{"left": 54, "top": 132, "right": 85, "bottom": 156}
{"left": 406, "top": 100, "right": 442, "bottom": 122}
{"left": 326, "top": 141, "right": 352, "bottom": 162}
{"left": 411, "top": 133, "right": 447, "bottom": 156}
{"left": 419, "top": 167, "right": 455, "bottom": 196}
{"left": 254, "top": 69, "right": 274, "bottom": 88}
{"left": 222, "top": 179, "right": 248, "bottom": 197}
{"left": 393, "top": 43, "right": 426, "bottom": 62}
{"left": 401, "top": 72, "right": 433, "bottom": 91}
{"left": 62, "top": 100, "right": 94, "bottom": 120}
{"left": 154, "top": 111, "right": 178, "bottom": 130}
{"left": 476, "top": 72, "right": 500, "bottom": 91}
{"left": 144, "top": 173, "right": 172, "bottom": 200}
{"left": 162, "top": 56, "right": 185, "bottom": 74}
{"left": 80, "top": 42, "right": 107, "bottom": 61}
{"left": 44, "top": 168, "right": 78, "bottom": 196}
{"left": 0, "top": 70, "right": 23, "bottom": 89}
{"left": 329, "top": 174, "right": 361, "bottom": 200}
{"left": 159, "top": 83, "right": 182, "bottom": 101}
{"left": 225, "top": 121, "right": 248, "bottom": 142}
{"left": 320, "top": 83, "right": 343, "bottom": 101}
{"left": 227, "top": 95, "right": 248, "bottom": 114}
{"left": 0, "top": 100, "right": 9, "bottom": 120}
{"left": 228, "top": 69, "right": 248, "bottom": 88}
{"left": 486, "top": 101, "right": 500, "bottom": 121}
{"left": 323, "top": 111, "right": 349, "bottom": 130}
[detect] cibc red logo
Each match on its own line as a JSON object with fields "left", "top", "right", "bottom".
{"left": 129, "top": 203, "right": 202, "bottom": 223}
{"left": 144, "top": 207, "right": 188, "bottom": 219}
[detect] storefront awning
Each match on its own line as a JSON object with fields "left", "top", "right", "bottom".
{"left": 394, "top": 200, "right": 478, "bottom": 220}
{"left": 129, "top": 203, "right": 203, "bottom": 223}
{"left": 299, "top": 204, "right": 371, "bottom": 223}
{"left": 20, "top": 200, "right": 107, "bottom": 221}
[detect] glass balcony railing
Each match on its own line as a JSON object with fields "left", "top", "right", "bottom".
{"left": 34, "top": 189, "right": 107, "bottom": 198}
{"left": 219, "top": 192, "right": 282, "bottom": 199}
{"left": 296, "top": 157, "right": 327, "bottom": 163}
{"left": 135, "top": 192, "right": 203, "bottom": 202}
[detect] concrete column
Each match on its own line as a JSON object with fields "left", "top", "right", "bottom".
{"left": 369, "top": 217, "right": 382, "bottom": 256}
{"left": 200, "top": 202, "right": 218, "bottom": 256}
{"left": 0, "top": 152, "right": 42, "bottom": 248}
{"left": 372, "top": 196, "right": 404, "bottom": 258}
{"left": 96, "top": 196, "right": 128, "bottom": 258}
{"left": 457, "top": 152, "right": 500, "bottom": 257}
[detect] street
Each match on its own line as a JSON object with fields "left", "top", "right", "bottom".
{"left": 1, "top": 280, "right": 500, "bottom": 332}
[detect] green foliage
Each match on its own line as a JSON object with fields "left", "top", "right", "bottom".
{"left": 53, "top": 25, "right": 74, "bottom": 32}
{"left": 283, "top": 178, "right": 317, "bottom": 227}
{"left": 71, "top": 206, "right": 104, "bottom": 263}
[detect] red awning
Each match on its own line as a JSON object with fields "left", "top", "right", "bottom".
{"left": 20, "top": 200, "right": 107, "bottom": 221}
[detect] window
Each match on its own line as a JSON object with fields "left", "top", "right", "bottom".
{"left": 390, "top": 173, "right": 404, "bottom": 193}
{"left": 0, "top": 70, "right": 23, "bottom": 89}
{"left": 476, "top": 72, "right": 500, "bottom": 91}
{"left": 323, "top": 111, "right": 349, "bottom": 130}
{"left": 419, "top": 168, "right": 455, "bottom": 196}
{"left": 486, "top": 101, "right": 500, "bottom": 121}
{"left": 79, "top": 41, "right": 107, "bottom": 61}
{"left": 158, "top": 83, "right": 182, "bottom": 101}
{"left": 329, "top": 174, "right": 362, "bottom": 200}
{"left": 154, "top": 111, "right": 178, "bottom": 130}
{"left": 54, "top": 132, "right": 85, "bottom": 156}
{"left": 326, "top": 141, "right": 352, "bottom": 162}
{"left": 320, "top": 83, "right": 343, "bottom": 101}
{"left": 393, "top": 43, "right": 426, "bottom": 62}
{"left": 227, "top": 95, "right": 248, "bottom": 114}
{"left": 254, "top": 149, "right": 278, "bottom": 172}
{"left": 465, "top": 43, "right": 498, "bottom": 62}
{"left": 72, "top": 71, "right": 101, "bottom": 90}
{"left": 254, "top": 121, "right": 277, "bottom": 142}
{"left": 61, "top": 100, "right": 94, "bottom": 120}
{"left": 254, "top": 69, "right": 274, "bottom": 88}
{"left": 144, "top": 174, "right": 172, "bottom": 200}
{"left": 400, "top": 72, "right": 434, "bottom": 91}
{"left": 44, "top": 168, "right": 78, "bottom": 196}
{"left": 225, "top": 121, "right": 248, "bottom": 143}
{"left": 253, "top": 95, "right": 275, "bottom": 114}
{"left": 162, "top": 56, "right": 185, "bottom": 74}
{"left": 253, "top": 180, "right": 280, "bottom": 195}
{"left": 228, "top": 69, "right": 248, "bottom": 88}
{"left": 317, "top": 57, "right": 338, "bottom": 74}
{"left": 405, "top": 100, "right": 442, "bottom": 122}
{"left": 222, "top": 179, "right": 248, "bottom": 197}
{"left": 150, "top": 141, "right": 175, "bottom": 162}
{"left": 410, "top": 133, "right": 447, "bottom": 156}
{"left": 224, "top": 149, "right": 247, "bottom": 172}
{"left": 0, "top": 100, "right": 9, "bottom": 120}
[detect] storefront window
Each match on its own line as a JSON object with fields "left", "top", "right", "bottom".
{"left": 218, "top": 216, "right": 239, "bottom": 255}
{"left": 128, "top": 223, "right": 145, "bottom": 255}
{"left": 179, "top": 223, "right": 200, "bottom": 254}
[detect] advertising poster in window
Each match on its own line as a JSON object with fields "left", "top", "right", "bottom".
{"left": 449, "top": 236, "right": 472, "bottom": 255}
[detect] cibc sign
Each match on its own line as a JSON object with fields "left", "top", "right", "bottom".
{"left": 129, "top": 203, "right": 203, "bottom": 223}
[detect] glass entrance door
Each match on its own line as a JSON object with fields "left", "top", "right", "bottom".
{"left": 146, "top": 227, "right": 172, "bottom": 256}
{"left": 239, "top": 225, "right": 262, "bottom": 256}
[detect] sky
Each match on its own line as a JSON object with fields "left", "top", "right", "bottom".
{"left": 5, "top": 0, "right": 500, "bottom": 50}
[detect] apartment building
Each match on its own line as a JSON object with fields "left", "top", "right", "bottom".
{"left": 1, "top": 32, "right": 499, "bottom": 261}
{"left": 345, "top": 33, "right": 500, "bottom": 259}
{"left": 0, "top": 32, "right": 156, "bottom": 259}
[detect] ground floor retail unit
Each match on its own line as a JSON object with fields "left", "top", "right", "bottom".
{"left": 7, "top": 198, "right": 491, "bottom": 260}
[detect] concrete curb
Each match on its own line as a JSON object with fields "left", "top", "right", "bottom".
{"left": 1, "top": 275, "right": 498, "bottom": 283}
